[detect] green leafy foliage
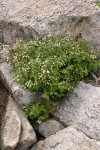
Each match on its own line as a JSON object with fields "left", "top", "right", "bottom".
{"left": 23, "top": 99, "right": 56, "bottom": 123}
{"left": 96, "top": 0, "right": 100, "bottom": 7}
{"left": 23, "top": 101, "right": 49, "bottom": 124}
{"left": 7, "top": 36, "right": 100, "bottom": 122}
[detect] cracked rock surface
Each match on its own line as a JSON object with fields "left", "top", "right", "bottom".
{"left": 38, "top": 119, "right": 64, "bottom": 138}
{"left": 0, "top": 62, "right": 38, "bottom": 105}
{"left": 0, "top": 0, "right": 100, "bottom": 49}
{"left": 1, "top": 96, "right": 37, "bottom": 150}
{"left": 53, "top": 82, "right": 100, "bottom": 141}
{"left": 32, "top": 126, "right": 100, "bottom": 150}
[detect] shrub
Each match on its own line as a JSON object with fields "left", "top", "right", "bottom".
{"left": 23, "top": 101, "right": 56, "bottom": 124}
{"left": 7, "top": 36, "right": 100, "bottom": 123}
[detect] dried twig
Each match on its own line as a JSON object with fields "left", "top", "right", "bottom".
{"left": 90, "top": 72, "right": 100, "bottom": 86}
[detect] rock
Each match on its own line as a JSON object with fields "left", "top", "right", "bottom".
{"left": 0, "top": 42, "right": 3, "bottom": 51}
{"left": 0, "top": 0, "right": 100, "bottom": 49}
{"left": 32, "top": 126, "right": 100, "bottom": 150}
{"left": 0, "top": 55, "right": 2, "bottom": 63}
{"left": 1, "top": 96, "right": 37, "bottom": 150}
{"left": 53, "top": 82, "right": 100, "bottom": 141}
{"left": 1, "top": 96, "right": 21, "bottom": 150}
{"left": 3, "top": 29, "right": 13, "bottom": 44}
{"left": 39, "top": 119, "right": 64, "bottom": 137}
{"left": 81, "top": 11, "right": 100, "bottom": 50}
{"left": 18, "top": 110, "right": 37, "bottom": 150}
{"left": 0, "top": 62, "right": 37, "bottom": 105}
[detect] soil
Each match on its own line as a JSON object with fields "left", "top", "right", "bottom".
{"left": 0, "top": 80, "right": 9, "bottom": 128}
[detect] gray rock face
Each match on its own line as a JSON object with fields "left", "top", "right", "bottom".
{"left": 1, "top": 96, "right": 37, "bottom": 150}
{"left": 39, "top": 119, "right": 64, "bottom": 137}
{"left": 0, "top": 0, "right": 100, "bottom": 49}
{"left": 53, "top": 82, "right": 100, "bottom": 141}
{"left": 0, "top": 62, "right": 37, "bottom": 105}
{"left": 18, "top": 111, "right": 37, "bottom": 150}
{"left": 1, "top": 96, "right": 21, "bottom": 150}
{"left": 32, "top": 126, "right": 100, "bottom": 150}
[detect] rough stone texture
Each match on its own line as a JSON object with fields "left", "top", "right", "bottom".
{"left": 32, "top": 126, "right": 100, "bottom": 150}
{"left": 1, "top": 96, "right": 21, "bottom": 150}
{"left": 18, "top": 109, "right": 37, "bottom": 150}
{"left": 0, "top": 81, "right": 9, "bottom": 150}
{"left": 39, "top": 119, "right": 64, "bottom": 137}
{"left": 53, "top": 82, "right": 100, "bottom": 141}
{"left": 0, "top": 42, "right": 3, "bottom": 51}
{"left": 1, "top": 96, "right": 37, "bottom": 150}
{"left": 0, "top": 62, "right": 37, "bottom": 105}
{"left": 0, "top": 0, "right": 100, "bottom": 49}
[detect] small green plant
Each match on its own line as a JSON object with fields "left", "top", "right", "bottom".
{"left": 7, "top": 36, "right": 100, "bottom": 123}
{"left": 23, "top": 100, "right": 55, "bottom": 124}
{"left": 96, "top": 0, "right": 100, "bottom": 7}
{"left": 23, "top": 101, "right": 49, "bottom": 124}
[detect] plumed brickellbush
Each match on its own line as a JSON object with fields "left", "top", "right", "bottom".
{"left": 7, "top": 36, "right": 100, "bottom": 123}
